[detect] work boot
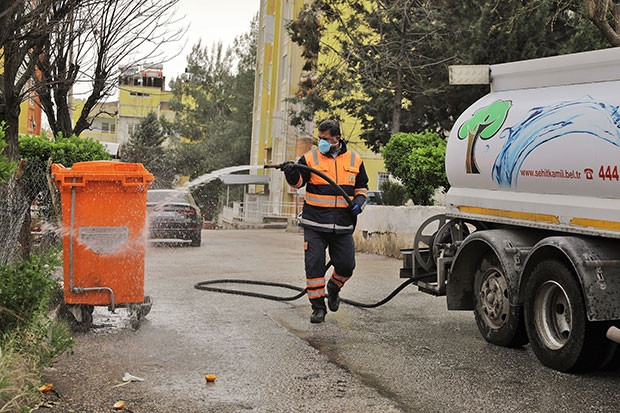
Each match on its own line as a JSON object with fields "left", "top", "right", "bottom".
{"left": 327, "top": 285, "right": 340, "bottom": 312}
{"left": 310, "top": 308, "right": 326, "bottom": 323}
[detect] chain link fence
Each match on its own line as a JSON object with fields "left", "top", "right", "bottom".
{"left": 0, "top": 160, "right": 61, "bottom": 265}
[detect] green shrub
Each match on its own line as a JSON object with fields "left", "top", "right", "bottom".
{"left": 0, "top": 248, "right": 73, "bottom": 412}
{"left": 380, "top": 180, "right": 408, "bottom": 206}
{"left": 381, "top": 131, "right": 448, "bottom": 205}
{"left": 0, "top": 251, "right": 61, "bottom": 333}
{"left": 19, "top": 133, "right": 111, "bottom": 224}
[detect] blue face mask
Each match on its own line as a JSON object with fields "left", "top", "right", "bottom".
{"left": 318, "top": 139, "right": 331, "bottom": 155}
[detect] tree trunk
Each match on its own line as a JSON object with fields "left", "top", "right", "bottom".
{"left": 391, "top": 66, "right": 402, "bottom": 135}
{"left": 18, "top": 205, "right": 32, "bottom": 260}
{"left": 585, "top": 0, "right": 620, "bottom": 46}
{"left": 2, "top": 101, "right": 21, "bottom": 163}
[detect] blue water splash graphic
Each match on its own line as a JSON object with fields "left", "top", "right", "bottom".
{"left": 492, "top": 96, "right": 620, "bottom": 187}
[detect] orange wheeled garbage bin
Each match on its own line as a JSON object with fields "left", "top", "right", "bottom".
{"left": 52, "top": 161, "right": 154, "bottom": 329}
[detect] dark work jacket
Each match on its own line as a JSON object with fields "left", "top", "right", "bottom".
{"left": 286, "top": 141, "right": 369, "bottom": 234}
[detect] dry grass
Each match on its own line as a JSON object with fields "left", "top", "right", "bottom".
{"left": 0, "top": 336, "right": 42, "bottom": 413}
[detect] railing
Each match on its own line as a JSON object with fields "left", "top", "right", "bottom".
{"left": 221, "top": 201, "right": 300, "bottom": 225}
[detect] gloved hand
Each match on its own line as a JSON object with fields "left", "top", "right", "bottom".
{"left": 280, "top": 161, "right": 295, "bottom": 173}
{"left": 350, "top": 204, "right": 362, "bottom": 216}
{"left": 280, "top": 161, "right": 299, "bottom": 183}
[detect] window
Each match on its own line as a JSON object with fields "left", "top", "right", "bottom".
{"left": 377, "top": 172, "right": 390, "bottom": 191}
{"left": 129, "top": 92, "right": 151, "bottom": 97}
{"left": 101, "top": 122, "right": 116, "bottom": 133}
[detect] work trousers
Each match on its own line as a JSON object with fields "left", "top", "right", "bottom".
{"left": 304, "top": 228, "right": 355, "bottom": 310}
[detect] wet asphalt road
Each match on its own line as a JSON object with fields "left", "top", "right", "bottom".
{"left": 45, "top": 229, "right": 620, "bottom": 412}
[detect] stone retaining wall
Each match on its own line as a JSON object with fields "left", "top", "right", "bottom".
{"left": 284, "top": 205, "right": 445, "bottom": 259}
{"left": 352, "top": 205, "right": 445, "bottom": 258}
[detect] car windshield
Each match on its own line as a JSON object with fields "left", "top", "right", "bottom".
{"left": 147, "top": 190, "right": 187, "bottom": 203}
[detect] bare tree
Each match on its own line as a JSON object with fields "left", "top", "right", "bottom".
{"left": 585, "top": 0, "right": 620, "bottom": 45}
{"left": 36, "top": 0, "right": 185, "bottom": 139}
{"left": 0, "top": 0, "right": 80, "bottom": 162}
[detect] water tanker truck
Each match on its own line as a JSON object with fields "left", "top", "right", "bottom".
{"left": 400, "top": 47, "right": 620, "bottom": 372}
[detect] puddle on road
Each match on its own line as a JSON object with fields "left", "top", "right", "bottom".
{"left": 272, "top": 311, "right": 409, "bottom": 410}
{"left": 89, "top": 306, "right": 134, "bottom": 333}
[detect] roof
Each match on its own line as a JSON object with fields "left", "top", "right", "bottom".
{"left": 101, "top": 142, "right": 120, "bottom": 158}
{"left": 219, "top": 174, "right": 270, "bottom": 185}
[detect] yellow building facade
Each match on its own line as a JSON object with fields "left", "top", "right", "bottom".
{"left": 251, "top": 0, "right": 387, "bottom": 215}
{"left": 79, "top": 64, "right": 174, "bottom": 151}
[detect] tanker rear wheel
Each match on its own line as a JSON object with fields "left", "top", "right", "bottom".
{"left": 524, "top": 259, "right": 613, "bottom": 372}
{"left": 473, "top": 252, "right": 528, "bottom": 347}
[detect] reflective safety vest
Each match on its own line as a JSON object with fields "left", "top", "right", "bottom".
{"left": 293, "top": 147, "right": 368, "bottom": 233}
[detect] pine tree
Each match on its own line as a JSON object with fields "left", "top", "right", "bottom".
{"left": 121, "top": 112, "right": 176, "bottom": 188}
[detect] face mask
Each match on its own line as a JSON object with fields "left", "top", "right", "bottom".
{"left": 318, "top": 139, "right": 331, "bottom": 155}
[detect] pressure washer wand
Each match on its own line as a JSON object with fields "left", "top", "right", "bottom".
{"left": 265, "top": 163, "right": 353, "bottom": 207}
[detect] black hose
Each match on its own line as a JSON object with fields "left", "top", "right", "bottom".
{"left": 265, "top": 163, "right": 354, "bottom": 207}
{"left": 194, "top": 279, "right": 307, "bottom": 301}
{"left": 194, "top": 163, "right": 421, "bottom": 308}
{"left": 194, "top": 274, "right": 435, "bottom": 308}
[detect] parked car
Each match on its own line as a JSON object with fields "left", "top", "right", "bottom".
{"left": 367, "top": 190, "right": 383, "bottom": 205}
{"left": 146, "top": 188, "right": 202, "bottom": 247}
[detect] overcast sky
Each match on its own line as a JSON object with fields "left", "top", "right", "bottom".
{"left": 164, "top": 0, "right": 260, "bottom": 81}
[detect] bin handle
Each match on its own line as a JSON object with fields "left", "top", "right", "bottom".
{"left": 57, "top": 175, "right": 148, "bottom": 188}
{"left": 61, "top": 176, "right": 86, "bottom": 187}
{"left": 122, "top": 176, "right": 147, "bottom": 187}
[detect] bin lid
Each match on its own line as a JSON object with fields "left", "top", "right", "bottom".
{"left": 52, "top": 161, "right": 154, "bottom": 189}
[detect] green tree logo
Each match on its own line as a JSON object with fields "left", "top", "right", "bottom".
{"left": 458, "top": 100, "right": 511, "bottom": 173}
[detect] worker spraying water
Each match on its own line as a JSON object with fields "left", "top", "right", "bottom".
{"left": 278, "top": 119, "right": 369, "bottom": 323}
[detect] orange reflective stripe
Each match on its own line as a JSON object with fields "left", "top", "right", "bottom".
{"left": 330, "top": 271, "right": 350, "bottom": 288}
{"left": 305, "top": 150, "right": 362, "bottom": 187}
{"left": 355, "top": 188, "right": 368, "bottom": 197}
{"left": 307, "top": 277, "right": 326, "bottom": 299}
{"left": 306, "top": 277, "right": 325, "bottom": 288}
{"left": 307, "top": 290, "right": 326, "bottom": 299}
{"left": 291, "top": 174, "right": 303, "bottom": 189}
{"left": 305, "top": 193, "right": 350, "bottom": 208}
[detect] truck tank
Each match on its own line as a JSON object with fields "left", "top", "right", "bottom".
{"left": 402, "top": 47, "right": 620, "bottom": 373}
{"left": 445, "top": 47, "right": 620, "bottom": 238}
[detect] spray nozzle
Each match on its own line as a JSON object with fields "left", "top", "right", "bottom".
{"left": 264, "top": 162, "right": 295, "bottom": 171}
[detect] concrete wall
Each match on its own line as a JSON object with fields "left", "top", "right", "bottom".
{"left": 353, "top": 205, "right": 445, "bottom": 258}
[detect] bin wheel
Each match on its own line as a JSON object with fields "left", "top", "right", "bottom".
{"left": 130, "top": 315, "right": 141, "bottom": 330}
{"left": 140, "top": 296, "right": 153, "bottom": 317}
{"left": 128, "top": 298, "right": 151, "bottom": 330}
{"left": 80, "top": 304, "right": 94, "bottom": 326}
{"left": 60, "top": 304, "right": 94, "bottom": 332}
{"left": 129, "top": 304, "right": 142, "bottom": 330}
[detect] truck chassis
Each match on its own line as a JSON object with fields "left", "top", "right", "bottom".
{"left": 401, "top": 213, "right": 620, "bottom": 372}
